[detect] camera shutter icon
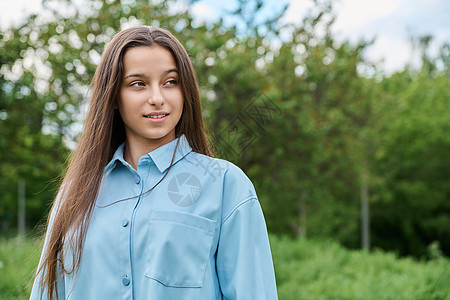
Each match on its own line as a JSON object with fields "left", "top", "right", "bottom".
{"left": 167, "top": 173, "right": 202, "bottom": 207}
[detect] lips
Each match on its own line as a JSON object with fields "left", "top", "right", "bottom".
{"left": 143, "top": 112, "right": 169, "bottom": 119}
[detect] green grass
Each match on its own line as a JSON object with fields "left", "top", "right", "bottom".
{"left": 271, "top": 235, "right": 450, "bottom": 300}
{"left": 0, "top": 235, "right": 42, "bottom": 299}
{"left": 0, "top": 235, "right": 449, "bottom": 299}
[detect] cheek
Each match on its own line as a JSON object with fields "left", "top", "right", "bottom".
{"left": 174, "top": 99, "right": 184, "bottom": 125}
{"left": 177, "top": 98, "right": 184, "bottom": 119}
{"left": 117, "top": 92, "right": 125, "bottom": 111}
{"left": 168, "top": 90, "right": 184, "bottom": 115}
{"left": 116, "top": 100, "right": 125, "bottom": 116}
{"left": 117, "top": 91, "right": 136, "bottom": 113}
{"left": 178, "top": 90, "right": 184, "bottom": 108}
{"left": 179, "top": 96, "right": 184, "bottom": 112}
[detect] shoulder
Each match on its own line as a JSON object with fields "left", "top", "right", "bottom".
{"left": 186, "top": 152, "right": 255, "bottom": 190}
{"left": 184, "top": 152, "right": 258, "bottom": 216}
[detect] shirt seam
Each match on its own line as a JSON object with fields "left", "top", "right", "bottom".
{"left": 221, "top": 196, "right": 258, "bottom": 225}
{"left": 149, "top": 219, "right": 216, "bottom": 234}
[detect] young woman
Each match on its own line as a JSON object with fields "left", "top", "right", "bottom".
{"left": 31, "top": 26, "right": 277, "bottom": 300}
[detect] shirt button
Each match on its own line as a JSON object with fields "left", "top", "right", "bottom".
{"left": 121, "top": 218, "right": 129, "bottom": 227}
{"left": 122, "top": 276, "right": 130, "bottom": 286}
{"left": 135, "top": 176, "right": 140, "bottom": 184}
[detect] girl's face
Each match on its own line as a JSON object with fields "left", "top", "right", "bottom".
{"left": 118, "top": 45, "right": 183, "bottom": 150}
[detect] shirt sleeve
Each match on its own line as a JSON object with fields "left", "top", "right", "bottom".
{"left": 216, "top": 197, "right": 278, "bottom": 300}
{"left": 30, "top": 191, "right": 66, "bottom": 300}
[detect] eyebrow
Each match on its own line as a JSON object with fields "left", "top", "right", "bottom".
{"left": 123, "top": 68, "right": 178, "bottom": 80}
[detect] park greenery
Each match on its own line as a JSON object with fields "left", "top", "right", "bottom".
{"left": 0, "top": 235, "right": 449, "bottom": 299}
{"left": 0, "top": 0, "right": 449, "bottom": 296}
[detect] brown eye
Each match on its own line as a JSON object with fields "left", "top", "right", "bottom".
{"left": 164, "top": 79, "right": 177, "bottom": 86}
{"left": 130, "top": 81, "right": 145, "bottom": 87}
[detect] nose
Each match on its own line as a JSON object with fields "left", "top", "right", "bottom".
{"left": 147, "top": 84, "right": 165, "bottom": 106}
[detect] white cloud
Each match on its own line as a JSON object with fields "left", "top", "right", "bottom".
{"left": 281, "top": 0, "right": 313, "bottom": 24}
{"left": 0, "top": 0, "right": 42, "bottom": 29}
{"left": 365, "top": 35, "right": 417, "bottom": 73}
{"left": 282, "top": 0, "right": 450, "bottom": 73}
{"left": 333, "top": 0, "right": 402, "bottom": 32}
{"left": 191, "top": 2, "right": 215, "bottom": 17}
{"left": 190, "top": 2, "right": 219, "bottom": 24}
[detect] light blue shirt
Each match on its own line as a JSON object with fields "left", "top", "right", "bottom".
{"left": 31, "top": 135, "right": 278, "bottom": 299}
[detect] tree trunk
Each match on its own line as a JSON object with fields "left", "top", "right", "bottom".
{"left": 361, "top": 158, "right": 370, "bottom": 250}
{"left": 17, "top": 179, "right": 26, "bottom": 240}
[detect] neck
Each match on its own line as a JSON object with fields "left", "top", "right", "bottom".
{"left": 124, "top": 135, "right": 176, "bottom": 170}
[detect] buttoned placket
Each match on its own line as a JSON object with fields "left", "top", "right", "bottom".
{"left": 89, "top": 138, "right": 195, "bottom": 300}
{"left": 117, "top": 158, "right": 150, "bottom": 300}
{"left": 131, "top": 157, "right": 159, "bottom": 299}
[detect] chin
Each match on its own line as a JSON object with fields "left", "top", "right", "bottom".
{"left": 145, "top": 131, "right": 176, "bottom": 142}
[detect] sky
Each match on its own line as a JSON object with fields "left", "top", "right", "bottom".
{"left": 190, "top": 0, "right": 450, "bottom": 73}
{"left": 1, "top": 0, "right": 449, "bottom": 73}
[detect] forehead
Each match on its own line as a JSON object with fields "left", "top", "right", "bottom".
{"left": 122, "top": 46, "right": 177, "bottom": 74}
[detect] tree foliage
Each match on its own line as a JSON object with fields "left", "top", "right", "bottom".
{"left": 0, "top": 0, "right": 448, "bottom": 257}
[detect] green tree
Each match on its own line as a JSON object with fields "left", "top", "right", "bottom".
{"left": 1, "top": 0, "right": 448, "bottom": 258}
{"left": 371, "top": 67, "right": 450, "bottom": 257}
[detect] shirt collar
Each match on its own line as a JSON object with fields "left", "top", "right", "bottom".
{"left": 149, "top": 134, "right": 192, "bottom": 173}
{"left": 105, "top": 135, "right": 192, "bottom": 173}
{"left": 105, "top": 143, "right": 126, "bottom": 172}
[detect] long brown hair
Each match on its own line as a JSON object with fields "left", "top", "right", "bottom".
{"left": 36, "top": 26, "right": 212, "bottom": 299}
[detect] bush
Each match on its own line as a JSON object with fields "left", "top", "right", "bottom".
{"left": 0, "top": 236, "right": 41, "bottom": 299}
{"left": 0, "top": 235, "right": 449, "bottom": 299}
{"left": 271, "top": 235, "right": 450, "bottom": 299}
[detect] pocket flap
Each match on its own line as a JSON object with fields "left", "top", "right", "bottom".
{"left": 145, "top": 210, "right": 216, "bottom": 288}
{"left": 149, "top": 210, "right": 216, "bottom": 234}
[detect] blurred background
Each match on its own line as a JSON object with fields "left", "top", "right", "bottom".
{"left": 0, "top": 0, "right": 449, "bottom": 298}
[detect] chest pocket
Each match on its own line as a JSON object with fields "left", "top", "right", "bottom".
{"left": 145, "top": 210, "right": 216, "bottom": 288}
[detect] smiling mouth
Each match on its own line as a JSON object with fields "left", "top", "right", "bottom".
{"left": 144, "top": 113, "right": 169, "bottom": 119}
